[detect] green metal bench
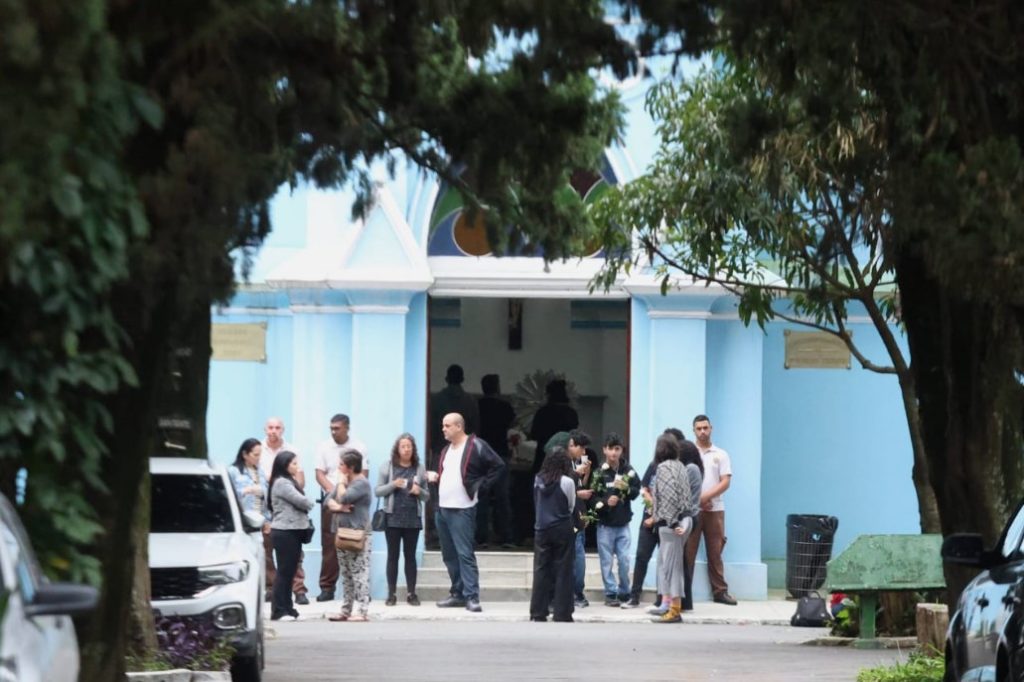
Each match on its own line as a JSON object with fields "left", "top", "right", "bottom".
{"left": 824, "top": 534, "right": 945, "bottom": 648}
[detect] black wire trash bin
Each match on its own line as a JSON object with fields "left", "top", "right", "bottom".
{"left": 785, "top": 514, "right": 839, "bottom": 598}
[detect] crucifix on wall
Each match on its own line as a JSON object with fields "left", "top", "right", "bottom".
{"left": 508, "top": 299, "right": 523, "bottom": 350}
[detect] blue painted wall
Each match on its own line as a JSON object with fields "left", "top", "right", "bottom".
{"left": 760, "top": 321, "right": 919, "bottom": 587}
{"left": 207, "top": 312, "right": 295, "bottom": 466}
{"left": 706, "top": 319, "right": 764, "bottom": 571}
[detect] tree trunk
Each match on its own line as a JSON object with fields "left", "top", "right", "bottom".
{"left": 79, "top": 286, "right": 215, "bottom": 680}
{"left": 895, "top": 371, "right": 942, "bottom": 533}
{"left": 79, "top": 285, "right": 176, "bottom": 680}
{"left": 129, "top": 471, "right": 157, "bottom": 657}
{"left": 897, "top": 252, "right": 1024, "bottom": 603}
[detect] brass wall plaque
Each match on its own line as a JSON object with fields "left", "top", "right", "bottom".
{"left": 784, "top": 330, "right": 851, "bottom": 369}
{"left": 212, "top": 322, "right": 267, "bottom": 362}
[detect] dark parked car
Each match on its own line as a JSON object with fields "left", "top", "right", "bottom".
{"left": 942, "top": 499, "right": 1024, "bottom": 682}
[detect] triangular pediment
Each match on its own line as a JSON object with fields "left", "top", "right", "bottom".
{"left": 266, "top": 185, "right": 431, "bottom": 291}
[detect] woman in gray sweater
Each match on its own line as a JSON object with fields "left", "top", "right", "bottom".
{"left": 326, "top": 449, "right": 372, "bottom": 621}
{"left": 375, "top": 433, "right": 430, "bottom": 606}
{"left": 268, "top": 451, "right": 314, "bottom": 621}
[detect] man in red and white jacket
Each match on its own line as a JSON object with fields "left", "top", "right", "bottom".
{"left": 428, "top": 412, "right": 504, "bottom": 613}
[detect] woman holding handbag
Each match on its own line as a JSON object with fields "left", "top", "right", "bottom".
{"left": 268, "top": 450, "right": 314, "bottom": 621}
{"left": 326, "top": 449, "right": 372, "bottom": 622}
{"left": 375, "top": 433, "right": 429, "bottom": 606}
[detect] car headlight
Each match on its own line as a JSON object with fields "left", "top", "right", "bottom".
{"left": 199, "top": 560, "right": 250, "bottom": 585}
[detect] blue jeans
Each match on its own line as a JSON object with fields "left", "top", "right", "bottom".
{"left": 597, "top": 524, "right": 631, "bottom": 598}
{"left": 574, "top": 530, "right": 586, "bottom": 599}
{"left": 436, "top": 507, "right": 480, "bottom": 601}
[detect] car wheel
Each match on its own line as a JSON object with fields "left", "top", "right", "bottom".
{"left": 258, "top": 613, "right": 265, "bottom": 670}
{"left": 232, "top": 611, "right": 263, "bottom": 682}
{"left": 232, "top": 653, "right": 261, "bottom": 682}
{"left": 943, "top": 645, "right": 958, "bottom": 682}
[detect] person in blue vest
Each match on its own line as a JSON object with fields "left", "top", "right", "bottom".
{"left": 428, "top": 412, "right": 504, "bottom": 613}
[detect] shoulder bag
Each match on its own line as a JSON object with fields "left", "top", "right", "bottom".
{"left": 371, "top": 496, "right": 387, "bottom": 532}
{"left": 300, "top": 517, "right": 315, "bottom": 544}
{"left": 335, "top": 526, "right": 367, "bottom": 552}
{"left": 371, "top": 463, "right": 391, "bottom": 532}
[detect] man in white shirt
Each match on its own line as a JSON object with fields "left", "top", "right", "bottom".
{"left": 685, "top": 414, "right": 737, "bottom": 605}
{"left": 429, "top": 413, "right": 504, "bottom": 613}
{"left": 313, "top": 414, "right": 367, "bottom": 602}
{"left": 260, "top": 417, "right": 309, "bottom": 604}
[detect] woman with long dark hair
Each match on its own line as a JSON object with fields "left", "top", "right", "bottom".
{"left": 268, "top": 450, "right": 313, "bottom": 621}
{"left": 650, "top": 435, "right": 702, "bottom": 623}
{"left": 529, "top": 446, "right": 576, "bottom": 622}
{"left": 228, "top": 438, "right": 269, "bottom": 526}
{"left": 375, "top": 433, "right": 430, "bottom": 606}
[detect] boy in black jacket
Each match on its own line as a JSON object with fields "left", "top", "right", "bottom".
{"left": 594, "top": 432, "right": 640, "bottom": 606}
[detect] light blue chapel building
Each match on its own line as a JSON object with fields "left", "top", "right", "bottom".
{"left": 206, "top": 55, "right": 921, "bottom": 601}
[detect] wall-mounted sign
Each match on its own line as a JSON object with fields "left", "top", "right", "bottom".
{"left": 212, "top": 322, "right": 267, "bottom": 362}
{"left": 784, "top": 330, "right": 851, "bottom": 369}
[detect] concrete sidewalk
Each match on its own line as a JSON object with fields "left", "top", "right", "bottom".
{"left": 267, "top": 594, "right": 797, "bottom": 626}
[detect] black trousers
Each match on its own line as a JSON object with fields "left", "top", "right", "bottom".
{"left": 475, "top": 464, "right": 513, "bottom": 544}
{"left": 530, "top": 521, "right": 575, "bottom": 622}
{"left": 271, "top": 528, "right": 304, "bottom": 617}
{"left": 385, "top": 525, "right": 421, "bottom": 594}
{"left": 683, "top": 549, "right": 695, "bottom": 610}
{"left": 629, "top": 525, "right": 661, "bottom": 602}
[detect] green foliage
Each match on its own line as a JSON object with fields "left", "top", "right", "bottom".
{"left": 594, "top": 58, "right": 901, "bottom": 373}
{"left": 0, "top": 0, "right": 148, "bottom": 583}
{"left": 856, "top": 652, "right": 944, "bottom": 682}
{"left": 831, "top": 597, "right": 859, "bottom": 638}
{"left": 2, "top": 0, "right": 636, "bottom": 677}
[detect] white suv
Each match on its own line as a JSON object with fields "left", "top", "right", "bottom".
{"left": 149, "top": 457, "right": 265, "bottom": 681}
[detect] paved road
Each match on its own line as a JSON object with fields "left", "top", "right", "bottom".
{"left": 264, "top": 620, "right": 908, "bottom": 681}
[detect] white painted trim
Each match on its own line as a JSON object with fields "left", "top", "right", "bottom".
{"left": 323, "top": 274, "right": 433, "bottom": 291}
{"left": 605, "top": 147, "right": 632, "bottom": 185}
{"left": 431, "top": 286, "right": 629, "bottom": 300}
{"left": 289, "top": 305, "right": 352, "bottom": 315}
{"left": 213, "top": 307, "right": 293, "bottom": 317}
{"left": 703, "top": 311, "right": 877, "bottom": 325}
{"left": 647, "top": 310, "right": 712, "bottom": 320}
{"left": 417, "top": 179, "right": 442, "bottom": 248}
{"left": 349, "top": 305, "right": 410, "bottom": 315}
{"left": 285, "top": 304, "right": 412, "bottom": 315}
{"left": 377, "top": 186, "right": 430, "bottom": 271}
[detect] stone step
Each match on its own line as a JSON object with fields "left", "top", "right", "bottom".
{"left": 421, "top": 551, "right": 533, "bottom": 570}
{"left": 416, "top": 551, "right": 656, "bottom": 601}
{"left": 409, "top": 586, "right": 657, "bottom": 603}
{"left": 418, "top": 565, "right": 627, "bottom": 586}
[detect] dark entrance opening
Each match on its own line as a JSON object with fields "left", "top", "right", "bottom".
{"left": 425, "top": 295, "right": 630, "bottom": 549}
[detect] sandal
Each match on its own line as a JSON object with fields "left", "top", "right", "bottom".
{"left": 328, "top": 614, "right": 349, "bottom": 622}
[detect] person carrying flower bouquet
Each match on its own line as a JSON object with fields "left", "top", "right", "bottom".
{"left": 592, "top": 432, "right": 640, "bottom": 606}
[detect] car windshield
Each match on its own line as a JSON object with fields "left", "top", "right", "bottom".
{"left": 151, "top": 474, "right": 234, "bottom": 533}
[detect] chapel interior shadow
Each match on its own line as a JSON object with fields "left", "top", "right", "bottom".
{"left": 424, "top": 296, "right": 629, "bottom": 552}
